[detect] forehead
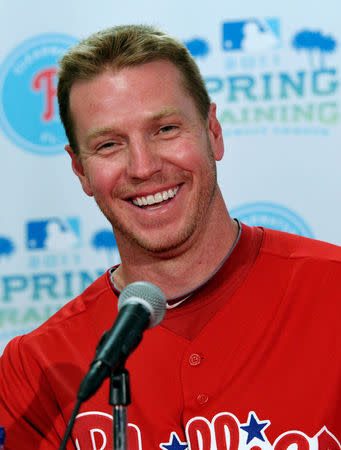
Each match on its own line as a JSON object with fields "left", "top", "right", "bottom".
{"left": 70, "top": 60, "right": 190, "bottom": 109}
{"left": 68, "top": 60, "right": 200, "bottom": 135}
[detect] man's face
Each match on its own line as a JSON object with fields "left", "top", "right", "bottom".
{"left": 67, "top": 60, "right": 224, "bottom": 255}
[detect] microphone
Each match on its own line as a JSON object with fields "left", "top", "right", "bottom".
{"left": 77, "top": 281, "right": 166, "bottom": 402}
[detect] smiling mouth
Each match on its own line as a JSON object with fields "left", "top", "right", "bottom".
{"left": 130, "top": 186, "right": 179, "bottom": 208}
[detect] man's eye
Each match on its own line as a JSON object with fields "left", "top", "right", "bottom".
{"left": 98, "top": 142, "right": 116, "bottom": 150}
{"left": 159, "top": 125, "right": 177, "bottom": 133}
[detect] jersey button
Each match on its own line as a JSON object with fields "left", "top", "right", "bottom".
{"left": 189, "top": 353, "right": 201, "bottom": 366}
{"left": 197, "top": 394, "right": 208, "bottom": 405}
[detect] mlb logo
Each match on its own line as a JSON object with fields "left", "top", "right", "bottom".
{"left": 222, "top": 18, "right": 281, "bottom": 52}
{"left": 26, "top": 217, "right": 81, "bottom": 251}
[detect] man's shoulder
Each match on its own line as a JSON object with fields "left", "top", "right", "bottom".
{"left": 252, "top": 228, "right": 341, "bottom": 326}
{"left": 0, "top": 271, "right": 116, "bottom": 382}
{"left": 260, "top": 227, "right": 341, "bottom": 265}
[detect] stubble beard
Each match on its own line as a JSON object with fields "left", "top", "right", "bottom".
{"left": 94, "top": 144, "right": 218, "bottom": 255}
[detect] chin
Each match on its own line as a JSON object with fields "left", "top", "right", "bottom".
{"left": 113, "top": 221, "right": 197, "bottom": 255}
{"left": 131, "top": 231, "right": 193, "bottom": 254}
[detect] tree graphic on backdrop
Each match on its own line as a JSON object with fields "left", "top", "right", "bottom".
{"left": 0, "top": 236, "right": 15, "bottom": 260}
{"left": 184, "top": 38, "right": 210, "bottom": 58}
{"left": 292, "top": 29, "right": 337, "bottom": 69}
{"left": 91, "top": 230, "right": 118, "bottom": 265}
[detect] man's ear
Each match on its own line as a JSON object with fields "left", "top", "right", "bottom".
{"left": 65, "top": 145, "right": 93, "bottom": 197}
{"left": 207, "top": 103, "right": 224, "bottom": 161}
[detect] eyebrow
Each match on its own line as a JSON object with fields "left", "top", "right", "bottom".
{"left": 149, "top": 106, "right": 183, "bottom": 121}
{"left": 85, "top": 127, "right": 117, "bottom": 146}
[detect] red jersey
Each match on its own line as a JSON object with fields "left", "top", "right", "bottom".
{"left": 0, "top": 224, "right": 340, "bottom": 449}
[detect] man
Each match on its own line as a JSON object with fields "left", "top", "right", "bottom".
{"left": 0, "top": 25, "right": 340, "bottom": 449}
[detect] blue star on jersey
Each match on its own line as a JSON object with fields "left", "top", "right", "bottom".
{"left": 240, "top": 411, "right": 270, "bottom": 444}
{"left": 160, "top": 431, "right": 188, "bottom": 449}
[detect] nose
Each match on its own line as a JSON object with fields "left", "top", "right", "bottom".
{"left": 126, "top": 136, "right": 162, "bottom": 180}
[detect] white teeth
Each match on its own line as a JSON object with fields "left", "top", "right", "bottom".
{"left": 154, "top": 193, "right": 163, "bottom": 203}
{"left": 146, "top": 195, "right": 154, "bottom": 205}
{"left": 132, "top": 186, "right": 179, "bottom": 207}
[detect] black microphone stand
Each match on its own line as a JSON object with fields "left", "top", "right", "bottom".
{"left": 60, "top": 281, "right": 166, "bottom": 450}
{"left": 110, "top": 368, "right": 131, "bottom": 450}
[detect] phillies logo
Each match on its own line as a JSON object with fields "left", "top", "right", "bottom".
{"left": 72, "top": 410, "right": 340, "bottom": 449}
{"left": 179, "top": 412, "right": 341, "bottom": 450}
{"left": 0, "top": 33, "right": 77, "bottom": 155}
{"left": 32, "top": 67, "right": 57, "bottom": 122}
{"left": 73, "top": 411, "right": 142, "bottom": 449}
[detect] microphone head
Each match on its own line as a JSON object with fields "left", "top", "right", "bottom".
{"left": 118, "top": 281, "right": 166, "bottom": 328}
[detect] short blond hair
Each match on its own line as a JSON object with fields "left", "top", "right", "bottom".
{"left": 57, "top": 25, "right": 210, "bottom": 154}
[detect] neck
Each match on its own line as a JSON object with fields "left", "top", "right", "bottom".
{"left": 113, "top": 191, "right": 238, "bottom": 298}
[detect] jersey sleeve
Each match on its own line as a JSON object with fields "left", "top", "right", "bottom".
{"left": 0, "top": 336, "right": 64, "bottom": 449}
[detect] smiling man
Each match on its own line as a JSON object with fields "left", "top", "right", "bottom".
{"left": 65, "top": 57, "right": 237, "bottom": 296}
{"left": 0, "top": 25, "right": 340, "bottom": 449}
